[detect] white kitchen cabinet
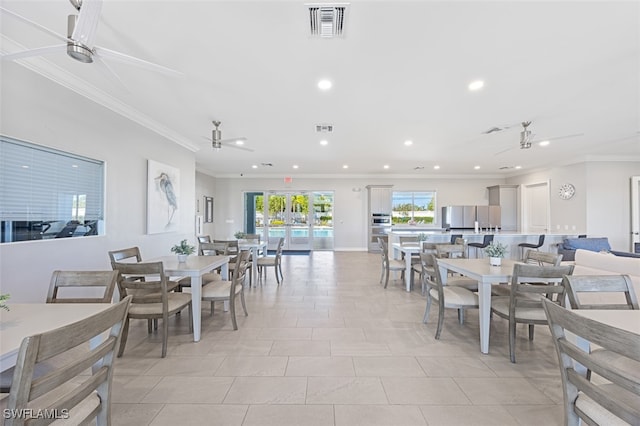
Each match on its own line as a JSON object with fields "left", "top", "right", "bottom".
{"left": 488, "top": 185, "right": 519, "bottom": 231}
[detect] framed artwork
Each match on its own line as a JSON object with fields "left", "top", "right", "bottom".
{"left": 147, "top": 159, "right": 180, "bottom": 234}
{"left": 204, "top": 196, "right": 214, "bottom": 223}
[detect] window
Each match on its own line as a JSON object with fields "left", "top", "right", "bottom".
{"left": 392, "top": 191, "right": 436, "bottom": 225}
{"left": 0, "top": 136, "right": 105, "bottom": 243}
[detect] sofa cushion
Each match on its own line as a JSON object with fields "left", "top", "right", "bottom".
{"left": 563, "top": 237, "right": 611, "bottom": 252}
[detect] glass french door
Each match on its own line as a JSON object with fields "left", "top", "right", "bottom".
{"left": 265, "top": 192, "right": 311, "bottom": 251}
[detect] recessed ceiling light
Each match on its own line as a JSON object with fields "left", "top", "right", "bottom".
{"left": 515, "top": 165, "right": 522, "bottom": 169}
{"left": 320, "top": 140, "right": 328, "bottom": 146}
{"left": 433, "top": 165, "right": 440, "bottom": 170}
{"left": 538, "top": 140, "right": 550, "bottom": 147}
{"left": 343, "top": 165, "right": 349, "bottom": 169}
{"left": 404, "top": 140, "right": 413, "bottom": 146}
{"left": 468, "top": 80, "right": 484, "bottom": 91}
{"left": 383, "top": 165, "right": 390, "bottom": 169}
{"left": 293, "top": 165, "right": 299, "bottom": 169}
{"left": 235, "top": 140, "right": 244, "bottom": 145}
{"left": 474, "top": 165, "right": 481, "bottom": 170}
{"left": 318, "top": 79, "right": 332, "bottom": 91}
{"left": 252, "top": 165, "right": 258, "bottom": 169}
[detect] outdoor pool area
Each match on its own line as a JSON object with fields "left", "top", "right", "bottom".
{"left": 257, "top": 227, "right": 333, "bottom": 238}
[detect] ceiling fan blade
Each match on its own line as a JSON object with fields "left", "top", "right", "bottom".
{"left": 222, "top": 141, "right": 254, "bottom": 152}
{"left": 1, "top": 44, "right": 66, "bottom": 61}
{"left": 72, "top": 0, "right": 103, "bottom": 48}
{"left": 494, "top": 146, "right": 516, "bottom": 156}
{"left": 218, "top": 137, "right": 248, "bottom": 144}
{"left": 94, "top": 46, "right": 182, "bottom": 76}
{"left": 0, "top": 7, "right": 70, "bottom": 43}
{"left": 93, "top": 55, "right": 130, "bottom": 92}
{"left": 531, "top": 133, "right": 584, "bottom": 143}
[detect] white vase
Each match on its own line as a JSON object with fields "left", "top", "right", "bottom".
{"left": 177, "top": 254, "right": 188, "bottom": 263}
{"left": 489, "top": 256, "right": 502, "bottom": 266}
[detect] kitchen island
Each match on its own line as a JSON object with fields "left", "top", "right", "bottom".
{"left": 389, "top": 229, "right": 577, "bottom": 260}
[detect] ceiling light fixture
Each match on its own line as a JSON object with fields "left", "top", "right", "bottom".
{"left": 318, "top": 79, "right": 332, "bottom": 90}
{"left": 434, "top": 165, "right": 440, "bottom": 170}
{"left": 515, "top": 165, "right": 522, "bottom": 169}
{"left": 320, "top": 140, "right": 328, "bottom": 146}
{"left": 252, "top": 165, "right": 258, "bottom": 169}
{"left": 343, "top": 165, "right": 348, "bottom": 169}
{"left": 293, "top": 165, "right": 299, "bottom": 169}
{"left": 538, "top": 140, "right": 550, "bottom": 147}
{"left": 468, "top": 80, "right": 484, "bottom": 91}
{"left": 404, "top": 140, "right": 413, "bottom": 146}
{"left": 474, "top": 165, "right": 481, "bottom": 170}
{"left": 383, "top": 165, "right": 389, "bottom": 169}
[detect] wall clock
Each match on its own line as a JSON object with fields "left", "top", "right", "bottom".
{"left": 558, "top": 183, "right": 575, "bottom": 200}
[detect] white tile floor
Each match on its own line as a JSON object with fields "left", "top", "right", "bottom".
{"left": 111, "top": 251, "right": 564, "bottom": 425}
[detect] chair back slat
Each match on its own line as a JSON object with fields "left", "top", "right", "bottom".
{"left": 112, "top": 262, "right": 167, "bottom": 304}
{"left": 564, "top": 275, "right": 639, "bottom": 310}
{"left": 46, "top": 270, "right": 118, "bottom": 303}
{"left": 435, "top": 244, "right": 466, "bottom": 259}
{"left": 524, "top": 250, "right": 563, "bottom": 266}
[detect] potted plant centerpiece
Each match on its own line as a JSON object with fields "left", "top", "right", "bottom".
{"left": 234, "top": 231, "right": 246, "bottom": 240}
{"left": 171, "top": 239, "right": 195, "bottom": 262}
{"left": 485, "top": 241, "right": 508, "bottom": 266}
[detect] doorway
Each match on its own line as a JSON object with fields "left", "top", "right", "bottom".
{"left": 522, "top": 181, "right": 549, "bottom": 233}
{"left": 246, "top": 191, "right": 334, "bottom": 251}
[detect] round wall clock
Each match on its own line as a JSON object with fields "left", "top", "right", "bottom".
{"left": 558, "top": 183, "right": 575, "bottom": 200}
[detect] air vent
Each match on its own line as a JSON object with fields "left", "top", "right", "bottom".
{"left": 315, "top": 123, "right": 334, "bottom": 133}
{"left": 308, "top": 4, "right": 348, "bottom": 38}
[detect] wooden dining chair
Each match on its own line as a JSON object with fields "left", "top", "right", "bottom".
{"left": 377, "top": 237, "right": 405, "bottom": 289}
{"left": 491, "top": 263, "right": 575, "bottom": 363}
{"left": 202, "top": 250, "right": 251, "bottom": 330}
{"left": 435, "top": 244, "right": 478, "bottom": 291}
{"left": 108, "top": 246, "right": 184, "bottom": 291}
{"left": 542, "top": 298, "right": 640, "bottom": 426}
{"left": 112, "top": 261, "right": 192, "bottom": 358}
{"left": 422, "top": 254, "right": 479, "bottom": 339}
{"left": 200, "top": 241, "right": 229, "bottom": 284}
{"left": 257, "top": 237, "right": 285, "bottom": 284}
{"left": 4, "top": 296, "right": 131, "bottom": 426}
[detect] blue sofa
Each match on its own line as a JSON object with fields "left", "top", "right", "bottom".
{"left": 558, "top": 237, "right": 640, "bottom": 261}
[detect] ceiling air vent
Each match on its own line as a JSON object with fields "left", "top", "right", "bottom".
{"left": 307, "top": 4, "right": 348, "bottom": 38}
{"left": 315, "top": 123, "right": 334, "bottom": 133}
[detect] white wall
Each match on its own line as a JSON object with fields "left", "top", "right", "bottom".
{"left": 210, "top": 176, "right": 506, "bottom": 250}
{"left": 0, "top": 63, "right": 197, "bottom": 302}
{"left": 507, "top": 161, "right": 640, "bottom": 251}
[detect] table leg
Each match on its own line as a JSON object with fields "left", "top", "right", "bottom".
{"left": 191, "top": 275, "right": 202, "bottom": 342}
{"left": 478, "top": 280, "right": 492, "bottom": 354}
{"left": 251, "top": 247, "right": 258, "bottom": 286}
{"left": 404, "top": 253, "right": 412, "bottom": 292}
{"left": 221, "top": 262, "right": 230, "bottom": 312}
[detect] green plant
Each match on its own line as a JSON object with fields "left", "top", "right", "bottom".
{"left": 234, "top": 231, "right": 246, "bottom": 239}
{"left": 485, "top": 242, "right": 508, "bottom": 258}
{"left": 171, "top": 239, "right": 195, "bottom": 256}
{"left": 0, "top": 293, "right": 10, "bottom": 311}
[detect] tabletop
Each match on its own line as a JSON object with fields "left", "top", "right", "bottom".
{"left": 0, "top": 303, "right": 112, "bottom": 371}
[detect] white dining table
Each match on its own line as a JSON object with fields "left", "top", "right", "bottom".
{"left": 436, "top": 257, "right": 520, "bottom": 354}
{"left": 391, "top": 242, "right": 421, "bottom": 292}
{"left": 0, "top": 303, "right": 112, "bottom": 372}
{"left": 147, "top": 255, "right": 229, "bottom": 342}
{"left": 238, "top": 240, "right": 267, "bottom": 285}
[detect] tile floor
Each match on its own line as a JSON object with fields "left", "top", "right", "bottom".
{"left": 111, "top": 251, "right": 564, "bottom": 425}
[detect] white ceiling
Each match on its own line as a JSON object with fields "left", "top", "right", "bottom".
{"left": 1, "top": 1, "right": 639, "bottom": 178}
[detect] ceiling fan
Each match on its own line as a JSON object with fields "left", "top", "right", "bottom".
{"left": 208, "top": 121, "right": 253, "bottom": 152}
{"left": 494, "top": 121, "right": 583, "bottom": 155}
{"left": 0, "top": 0, "right": 180, "bottom": 78}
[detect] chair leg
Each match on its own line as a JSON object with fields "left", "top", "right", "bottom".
{"left": 509, "top": 320, "right": 517, "bottom": 363}
{"left": 384, "top": 268, "right": 390, "bottom": 289}
{"left": 423, "top": 295, "right": 432, "bottom": 323}
{"left": 117, "top": 318, "right": 130, "bottom": 357}
{"left": 240, "top": 291, "right": 248, "bottom": 316}
{"left": 274, "top": 266, "right": 280, "bottom": 284}
{"left": 161, "top": 317, "right": 169, "bottom": 358}
{"left": 528, "top": 324, "right": 535, "bottom": 340}
{"left": 458, "top": 308, "right": 465, "bottom": 324}
{"left": 435, "top": 303, "right": 445, "bottom": 340}
{"left": 379, "top": 265, "right": 385, "bottom": 285}
{"left": 211, "top": 301, "right": 215, "bottom": 315}
{"left": 147, "top": 319, "right": 152, "bottom": 334}
{"left": 230, "top": 296, "right": 238, "bottom": 331}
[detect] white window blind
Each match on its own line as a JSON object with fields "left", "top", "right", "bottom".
{"left": 0, "top": 136, "right": 104, "bottom": 242}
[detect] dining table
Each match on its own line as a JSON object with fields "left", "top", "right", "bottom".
{"left": 391, "top": 242, "right": 422, "bottom": 292}
{"left": 146, "top": 254, "right": 229, "bottom": 342}
{"left": 0, "top": 303, "right": 112, "bottom": 372}
{"left": 436, "top": 257, "right": 521, "bottom": 354}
